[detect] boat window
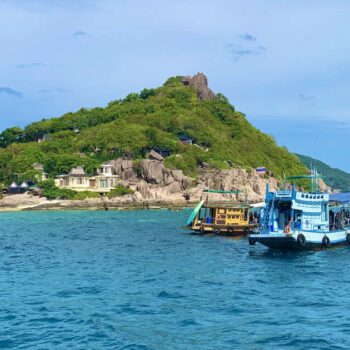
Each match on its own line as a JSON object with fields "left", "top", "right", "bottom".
{"left": 321, "top": 204, "right": 327, "bottom": 222}
{"left": 301, "top": 194, "right": 305, "bottom": 198}
{"left": 305, "top": 195, "right": 308, "bottom": 198}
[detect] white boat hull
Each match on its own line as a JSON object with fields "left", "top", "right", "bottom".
{"left": 249, "top": 229, "right": 350, "bottom": 250}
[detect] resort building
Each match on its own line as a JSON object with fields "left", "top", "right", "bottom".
{"left": 33, "top": 163, "right": 49, "bottom": 181}
{"left": 55, "top": 164, "right": 119, "bottom": 193}
{"left": 179, "top": 134, "right": 194, "bottom": 145}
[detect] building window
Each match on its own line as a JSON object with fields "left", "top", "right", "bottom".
{"left": 77, "top": 178, "right": 84, "bottom": 185}
{"left": 100, "top": 179, "right": 108, "bottom": 188}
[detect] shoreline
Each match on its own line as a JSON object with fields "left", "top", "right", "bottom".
{"left": 0, "top": 194, "right": 196, "bottom": 212}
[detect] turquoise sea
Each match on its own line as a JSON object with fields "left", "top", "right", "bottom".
{"left": 1, "top": 210, "right": 350, "bottom": 349}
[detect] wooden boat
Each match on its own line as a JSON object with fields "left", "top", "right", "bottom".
{"left": 186, "top": 190, "right": 259, "bottom": 236}
{"left": 248, "top": 171, "right": 350, "bottom": 250}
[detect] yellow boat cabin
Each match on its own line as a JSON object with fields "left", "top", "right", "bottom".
{"left": 186, "top": 190, "right": 258, "bottom": 235}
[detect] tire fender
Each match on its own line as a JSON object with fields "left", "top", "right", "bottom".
{"left": 297, "top": 234, "right": 306, "bottom": 247}
{"left": 346, "top": 233, "right": 350, "bottom": 244}
{"left": 248, "top": 237, "right": 256, "bottom": 245}
{"left": 322, "top": 235, "right": 330, "bottom": 248}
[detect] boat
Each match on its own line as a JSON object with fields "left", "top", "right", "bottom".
{"left": 248, "top": 171, "right": 350, "bottom": 250}
{"left": 186, "top": 189, "right": 259, "bottom": 236}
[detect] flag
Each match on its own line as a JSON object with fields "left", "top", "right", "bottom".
{"left": 256, "top": 167, "right": 266, "bottom": 174}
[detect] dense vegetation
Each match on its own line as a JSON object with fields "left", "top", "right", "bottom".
{"left": 296, "top": 154, "right": 350, "bottom": 192}
{"left": 0, "top": 76, "right": 306, "bottom": 185}
{"left": 107, "top": 184, "right": 134, "bottom": 198}
{"left": 40, "top": 179, "right": 100, "bottom": 200}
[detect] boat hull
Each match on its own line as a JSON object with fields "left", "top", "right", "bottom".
{"left": 191, "top": 224, "right": 257, "bottom": 237}
{"left": 249, "top": 230, "right": 350, "bottom": 250}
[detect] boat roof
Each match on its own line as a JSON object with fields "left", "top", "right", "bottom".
{"left": 250, "top": 202, "right": 265, "bottom": 208}
{"left": 202, "top": 201, "right": 250, "bottom": 209}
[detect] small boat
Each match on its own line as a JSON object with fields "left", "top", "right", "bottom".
{"left": 248, "top": 171, "right": 350, "bottom": 250}
{"left": 186, "top": 189, "right": 259, "bottom": 236}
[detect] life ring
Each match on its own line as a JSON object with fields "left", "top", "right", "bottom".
{"left": 346, "top": 233, "right": 350, "bottom": 244}
{"left": 248, "top": 237, "right": 256, "bottom": 245}
{"left": 297, "top": 234, "right": 306, "bottom": 247}
{"left": 322, "top": 235, "right": 330, "bottom": 248}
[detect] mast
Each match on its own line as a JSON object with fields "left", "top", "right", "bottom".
{"left": 282, "top": 170, "right": 322, "bottom": 193}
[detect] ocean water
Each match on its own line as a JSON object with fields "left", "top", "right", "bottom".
{"left": 1, "top": 210, "right": 350, "bottom": 350}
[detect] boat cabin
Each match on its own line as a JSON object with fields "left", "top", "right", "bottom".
{"left": 192, "top": 203, "right": 252, "bottom": 233}
{"left": 261, "top": 172, "right": 333, "bottom": 233}
{"left": 187, "top": 189, "right": 258, "bottom": 235}
{"left": 262, "top": 187, "right": 330, "bottom": 233}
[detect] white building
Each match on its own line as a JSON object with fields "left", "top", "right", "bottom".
{"left": 33, "top": 163, "right": 49, "bottom": 181}
{"left": 55, "top": 164, "right": 119, "bottom": 193}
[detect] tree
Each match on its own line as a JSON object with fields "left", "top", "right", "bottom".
{"left": 0, "top": 127, "right": 24, "bottom": 147}
{"left": 140, "top": 88, "right": 156, "bottom": 100}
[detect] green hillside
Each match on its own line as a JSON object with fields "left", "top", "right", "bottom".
{"left": 0, "top": 76, "right": 306, "bottom": 184}
{"left": 296, "top": 154, "right": 350, "bottom": 192}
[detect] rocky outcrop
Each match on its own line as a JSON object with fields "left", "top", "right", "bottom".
{"left": 106, "top": 155, "right": 277, "bottom": 204}
{"left": 0, "top": 193, "right": 60, "bottom": 210}
{"left": 184, "top": 168, "right": 278, "bottom": 203}
{"left": 148, "top": 150, "right": 164, "bottom": 161}
{"left": 138, "top": 159, "right": 190, "bottom": 189}
{"left": 140, "top": 159, "right": 165, "bottom": 184}
{"left": 108, "top": 159, "right": 136, "bottom": 181}
{"left": 181, "top": 73, "right": 216, "bottom": 101}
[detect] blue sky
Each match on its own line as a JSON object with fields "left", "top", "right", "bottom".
{"left": 0, "top": 0, "right": 350, "bottom": 171}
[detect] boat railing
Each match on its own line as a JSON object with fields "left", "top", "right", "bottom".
{"left": 202, "top": 201, "right": 249, "bottom": 208}
{"left": 275, "top": 190, "right": 292, "bottom": 198}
